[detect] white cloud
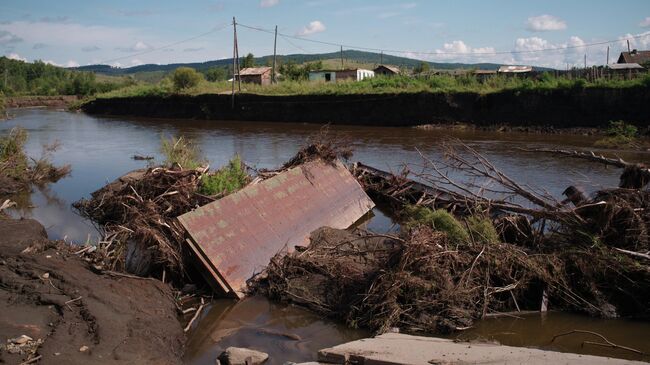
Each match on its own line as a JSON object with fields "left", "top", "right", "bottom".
{"left": 43, "top": 59, "right": 61, "bottom": 66}
{"left": 297, "top": 20, "right": 326, "bottom": 36}
{"left": 260, "top": 0, "right": 279, "bottom": 8}
{"left": 7, "top": 52, "right": 26, "bottom": 61}
{"left": 0, "top": 30, "right": 22, "bottom": 45}
{"left": 526, "top": 14, "right": 567, "bottom": 32}
{"left": 640, "top": 17, "right": 650, "bottom": 28}
{"left": 618, "top": 31, "right": 650, "bottom": 50}
{"left": 65, "top": 60, "right": 80, "bottom": 67}
{"left": 130, "top": 59, "right": 144, "bottom": 66}
{"left": 116, "top": 41, "right": 151, "bottom": 52}
{"left": 0, "top": 20, "right": 138, "bottom": 49}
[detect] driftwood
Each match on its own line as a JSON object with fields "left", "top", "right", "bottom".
{"left": 551, "top": 330, "right": 646, "bottom": 356}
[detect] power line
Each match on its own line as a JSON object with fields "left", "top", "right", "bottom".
{"left": 237, "top": 22, "right": 650, "bottom": 57}
{"left": 98, "top": 23, "right": 230, "bottom": 65}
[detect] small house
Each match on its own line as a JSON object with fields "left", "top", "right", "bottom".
{"left": 617, "top": 50, "right": 650, "bottom": 65}
{"left": 309, "top": 68, "right": 374, "bottom": 83}
{"left": 236, "top": 67, "right": 272, "bottom": 85}
{"left": 374, "top": 65, "right": 401, "bottom": 76}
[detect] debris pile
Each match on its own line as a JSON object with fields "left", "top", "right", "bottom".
{"left": 73, "top": 166, "right": 212, "bottom": 280}
{"left": 253, "top": 141, "right": 650, "bottom": 335}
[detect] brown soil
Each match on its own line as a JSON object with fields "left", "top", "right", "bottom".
{"left": 0, "top": 218, "right": 184, "bottom": 364}
{"left": 5, "top": 96, "right": 79, "bottom": 109}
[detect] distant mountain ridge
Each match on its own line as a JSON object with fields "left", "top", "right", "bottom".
{"left": 74, "top": 50, "right": 554, "bottom": 75}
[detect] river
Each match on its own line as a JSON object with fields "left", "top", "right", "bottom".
{"left": 2, "top": 108, "right": 649, "bottom": 364}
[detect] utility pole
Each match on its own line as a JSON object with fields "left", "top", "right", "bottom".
{"left": 584, "top": 54, "right": 587, "bottom": 69}
{"left": 340, "top": 45, "right": 344, "bottom": 69}
{"left": 606, "top": 46, "right": 609, "bottom": 65}
{"left": 627, "top": 39, "right": 631, "bottom": 53}
{"left": 234, "top": 20, "right": 241, "bottom": 92}
{"left": 272, "top": 25, "right": 278, "bottom": 83}
{"left": 231, "top": 17, "right": 236, "bottom": 109}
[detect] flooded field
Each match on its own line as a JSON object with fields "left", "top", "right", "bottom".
{"left": 2, "top": 107, "right": 649, "bottom": 364}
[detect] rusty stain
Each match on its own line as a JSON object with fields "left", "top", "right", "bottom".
{"left": 177, "top": 160, "right": 375, "bottom": 298}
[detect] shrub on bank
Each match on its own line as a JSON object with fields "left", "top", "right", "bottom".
{"left": 160, "top": 135, "right": 203, "bottom": 169}
{"left": 172, "top": 67, "right": 202, "bottom": 91}
{"left": 199, "top": 155, "right": 249, "bottom": 196}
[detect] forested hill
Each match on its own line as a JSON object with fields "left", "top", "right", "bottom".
{"left": 74, "top": 50, "right": 551, "bottom": 75}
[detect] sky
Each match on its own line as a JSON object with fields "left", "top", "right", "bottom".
{"left": 1, "top": 0, "right": 650, "bottom": 69}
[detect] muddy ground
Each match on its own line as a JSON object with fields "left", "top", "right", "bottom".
{"left": 0, "top": 218, "right": 184, "bottom": 364}
{"left": 5, "top": 96, "right": 79, "bottom": 109}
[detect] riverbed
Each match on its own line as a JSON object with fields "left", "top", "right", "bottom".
{"left": 2, "top": 108, "right": 649, "bottom": 364}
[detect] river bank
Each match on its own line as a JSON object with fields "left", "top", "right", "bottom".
{"left": 6, "top": 95, "right": 80, "bottom": 109}
{"left": 0, "top": 217, "right": 184, "bottom": 364}
{"left": 80, "top": 87, "right": 650, "bottom": 129}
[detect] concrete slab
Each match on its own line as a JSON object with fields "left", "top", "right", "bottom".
{"left": 315, "top": 333, "right": 645, "bottom": 365}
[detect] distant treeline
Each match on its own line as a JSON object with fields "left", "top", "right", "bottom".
{"left": 0, "top": 57, "right": 134, "bottom": 96}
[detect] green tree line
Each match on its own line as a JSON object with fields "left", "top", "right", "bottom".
{"left": 0, "top": 57, "right": 135, "bottom": 96}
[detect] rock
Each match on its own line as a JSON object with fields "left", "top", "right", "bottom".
{"left": 79, "top": 345, "right": 89, "bottom": 352}
{"left": 42, "top": 272, "right": 49, "bottom": 279}
{"left": 9, "top": 335, "right": 33, "bottom": 345}
{"left": 217, "top": 347, "right": 269, "bottom": 365}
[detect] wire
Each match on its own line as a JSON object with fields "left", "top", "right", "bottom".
{"left": 99, "top": 22, "right": 231, "bottom": 64}
{"left": 237, "top": 22, "right": 650, "bottom": 57}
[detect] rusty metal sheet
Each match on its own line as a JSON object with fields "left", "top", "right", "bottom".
{"left": 177, "top": 160, "right": 375, "bottom": 298}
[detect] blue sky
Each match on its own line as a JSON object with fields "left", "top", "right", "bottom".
{"left": 1, "top": 0, "right": 649, "bottom": 69}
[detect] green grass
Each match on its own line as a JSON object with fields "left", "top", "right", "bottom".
{"left": 594, "top": 120, "right": 640, "bottom": 149}
{"left": 199, "top": 155, "right": 249, "bottom": 196}
{"left": 92, "top": 72, "right": 650, "bottom": 100}
{"left": 0, "top": 127, "right": 29, "bottom": 178}
{"left": 466, "top": 216, "right": 499, "bottom": 244}
{"left": 404, "top": 205, "right": 470, "bottom": 245}
{"left": 160, "top": 134, "right": 203, "bottom": 169}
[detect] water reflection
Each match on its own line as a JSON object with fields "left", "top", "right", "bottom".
{"left": 184, "top": 296, "right": 368, "bottom": 365}
{"left": 452, "top": 312, "right": 650, "bottom": 362}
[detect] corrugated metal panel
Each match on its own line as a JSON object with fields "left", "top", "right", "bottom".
{"left": 177, "top": 160, "right": 375, "bottom": 298}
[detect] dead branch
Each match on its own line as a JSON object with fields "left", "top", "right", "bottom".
{"left": 551, "top": 330, "right": 645, "bottom": 355}
{"left": 518, "top": 148, "right": 629, "bottom": 168}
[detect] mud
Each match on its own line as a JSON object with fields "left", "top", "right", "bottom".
{"left": 0, "top": 218, "right": 184, "bottom": 364}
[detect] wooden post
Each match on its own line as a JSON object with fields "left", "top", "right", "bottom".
{"left": 231, "top": 17, "right": 236, "bottom": 109}
{"left": 627, "top": 39, "right": 631, "bottom": 53}
{"left": 272, "top": 25, "right": 278, "bottom": 84}
{"left": 340, "top": 45, "right": 344, "bottom": 69}
{"left": 606, "top": 46, "right": 609, "bottom": 65}
{"left": 234, "top": 20, "right": 241, "bottom": 92}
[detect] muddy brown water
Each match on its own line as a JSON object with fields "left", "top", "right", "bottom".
{"left": 2, "top": 108, "right": 649, "bottom": 364}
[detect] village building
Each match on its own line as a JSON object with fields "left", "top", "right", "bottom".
{"left": 373, "top": 65, "right": 401, "bottom": 76}
{"left": 236, "top": 67, "right": 272, "bottom": 85}
{"left": 617, "top": 49, "right": 650, "bottom": 65}
{"left": 309, "top": 68, "right": 375, "bottom": 83}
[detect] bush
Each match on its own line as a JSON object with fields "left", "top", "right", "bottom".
{"left": 466, "top": 216, "right": 499, "bottom": 244}
{"left": 404, "top": 205, "right": 470, "bottom": 244}
{"left": 160, "top": 135, "right": 202, "bottom": 169}
{"left": 199, "top": 155, "right": 249, "bottom": 196}
{"left": 0, "top": 127, "right": 29, "bottom": 178}
{"left": 594, "top": 120, "right": 639, "bottom": 149}
{"left": 172, "top": 67, "right": 202, "bottom": 91}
